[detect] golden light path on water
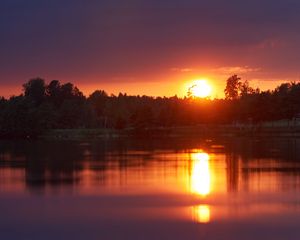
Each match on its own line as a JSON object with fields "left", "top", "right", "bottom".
{"left": 190, "top": 151, "right": 211, "bottom": 223}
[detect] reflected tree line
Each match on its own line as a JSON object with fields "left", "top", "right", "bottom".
{"left": 225, "top": 138, "right": 300, "bottom": 192}
{"left": 0, "top": 139, "right": 162, "bottom": 193}
{"left": 1, "top": 76, "right": 300, "bottom": 137}
{"left": 1, "top": 138, "right": 300, "bottom": 193}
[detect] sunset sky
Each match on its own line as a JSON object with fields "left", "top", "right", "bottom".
{"left": 1, "top": 0, "right": 300, "bottom": 98}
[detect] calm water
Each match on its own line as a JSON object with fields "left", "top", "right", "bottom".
{"left": 1, "top": 137, "right": 300, "bottom": 239}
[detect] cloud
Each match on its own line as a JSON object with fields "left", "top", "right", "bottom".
{"left": 254, "top": 38, "right": 285, "bottom": 49}
{"left": 213, "top": 66, "right": 261, "bottom": 75}
{"left": 170, "top": 68, "right": 194, "bottom": 73}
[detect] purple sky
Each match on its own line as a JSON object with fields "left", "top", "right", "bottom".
{"left": 1, "top": 0, "right": 300, "bottom": 97}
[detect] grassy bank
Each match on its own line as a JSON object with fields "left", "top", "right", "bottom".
{"left": 40, "top": 123, "right": 300, "bottom": 140}
{"left": 41, "top": 129, "right": 120, "bottom": 140}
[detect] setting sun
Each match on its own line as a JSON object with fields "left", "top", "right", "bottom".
{"left": 188, "top": 80, "right": 212, "bottom": 98}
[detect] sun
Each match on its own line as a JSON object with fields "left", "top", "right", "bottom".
{"left": 188, "top": 80, "right": 212, "bottom": 98}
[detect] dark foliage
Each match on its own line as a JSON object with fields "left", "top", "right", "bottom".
{"left": 0, "top": 76, "right": 300, "bottom": 138}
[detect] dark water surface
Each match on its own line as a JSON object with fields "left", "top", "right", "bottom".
{"left": 1, "top": 137, "right": 300, "bottom": 239}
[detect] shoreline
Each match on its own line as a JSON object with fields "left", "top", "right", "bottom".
{"left": 39, "top": 125, "right": 300, "bottom": 140}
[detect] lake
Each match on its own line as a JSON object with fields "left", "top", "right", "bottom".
{"left": 0, "top": 137, "right": 300, "bottom": 239}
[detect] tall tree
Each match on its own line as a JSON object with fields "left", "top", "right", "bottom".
{"left": 224, "top": 75, "right": 241, "bottom": 100}
{"left": 239, "top": 80, "right": 257, "bottom": 97}
{"left": 23, "top": 78, "right": 46, "bottom": 105}
{"left": 46, "top": 80, "right": 62, "bottom": 107}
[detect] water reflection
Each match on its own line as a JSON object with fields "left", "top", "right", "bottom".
{"left": 193, "top": 204, "right": 211, "bottom": 223}
{"left": 190, "top": 151, "right": 212, "bottom": 222}
{"left": 1, "top": 138, "right": 300, "bottom": 226}
{"left": 190, "top": 152, "right": 211, "bottom": 196}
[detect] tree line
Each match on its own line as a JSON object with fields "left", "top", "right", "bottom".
{"left": 0, "top": 76, "right": 300, "bottom": 137}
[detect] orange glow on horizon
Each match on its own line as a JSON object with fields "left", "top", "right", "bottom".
{"left": 0, "top": 74, "right": 290, "bottom": 100}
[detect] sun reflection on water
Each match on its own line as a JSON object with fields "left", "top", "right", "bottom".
{"left": 193, "top": 204, "right": 211, "bottom": 223}
{"left": 190, "top": 152, "right": 211, "bottom": 196}
{"left": 190, "top": 151, "right": 212, "bottom": 223}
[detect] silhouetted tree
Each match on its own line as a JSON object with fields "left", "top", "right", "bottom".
{"left": 23, "top": 78, "right": 46, "bottom": 105}
{"left": 0, "top": 96, "right": 35, "bottom": 137}
{"left": 1, "top": 77, "right": 300, "bottom": 138}
{"left": 46, "top": 80, "right": 62, "bottom": 107}
{"left": 239, "top": 80, "right": 257, "bottom": 97}
{"left": 224, "top": 75, "right": 241, "bottom": 100}
{"left": 60, "top": 82, "right": 84, "bottom": 101}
